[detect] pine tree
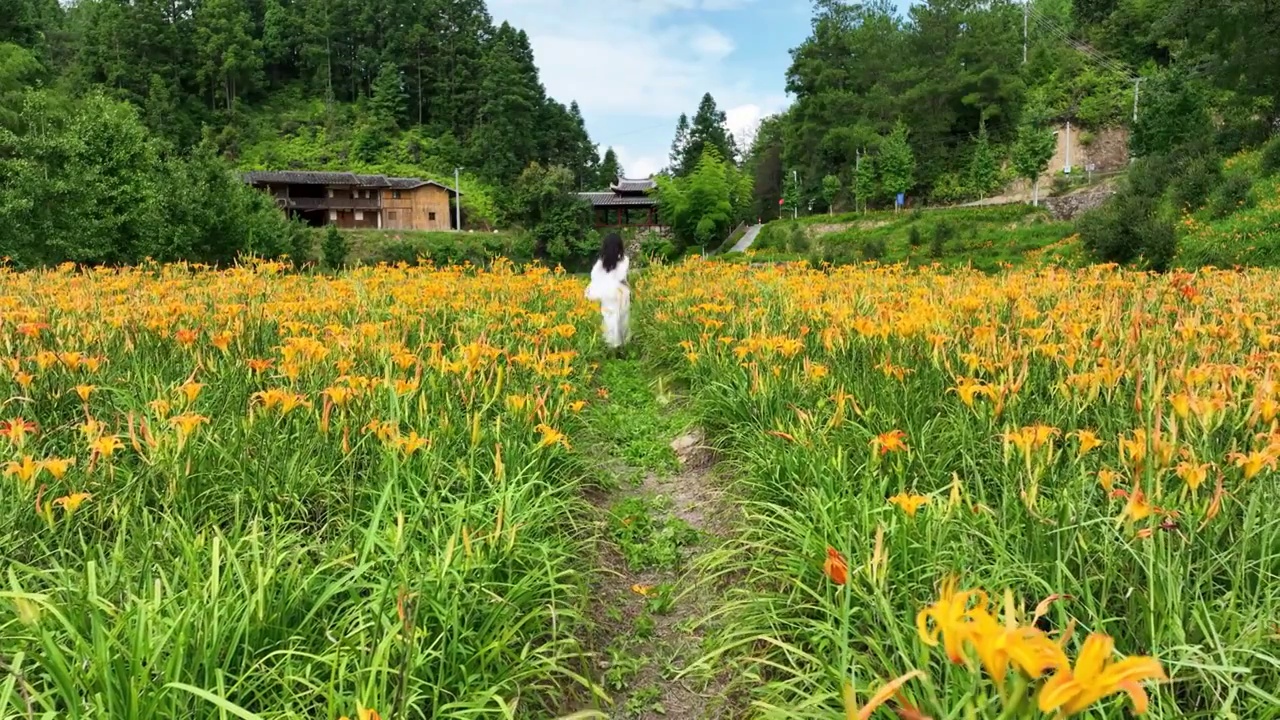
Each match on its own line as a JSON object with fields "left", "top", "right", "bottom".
{"left": 598, "top": 147, "right": 622, "bottom": 187}
{"left": 194, "top": 0, "right": 261, "bottom": 113}
{"left": 669, "top": 113, "right": 690, "bottom": 173}
{"left": 471, "top": 22, "right": 545, "bottom": 182}
{"left": 967, "top": 120, "right": 1001, "bottom": 199}
{"left": 369, "top": 61, "right": 407, "bottom": 132}
{"left": 677, "top": 93, "right": 735, "bottom": 176}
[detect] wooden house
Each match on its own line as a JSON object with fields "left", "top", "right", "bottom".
{"left": 244, "top": 171, "right": 460, "bottom": 231}
{"left": 578, "top": 177, "right": 663, "bottom": 229}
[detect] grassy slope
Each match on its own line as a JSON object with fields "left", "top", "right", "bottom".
{"left": 731, "top": 205, "right": 1083, "bottom": 271}
{"left": 1175, "top": 153, "right": 1280, "bottom": 268}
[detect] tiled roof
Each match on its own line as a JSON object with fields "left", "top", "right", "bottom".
{"left": 578, "top": 192, "right": 658, "bottom": 207}
{"left": 244, "top": 171, "right": 360, "bottom": 185}
{"left": 387, "top": 177, "right": 427, "bottom": 189}
{"left": 244, "top": 171, "right": 461, "bottom": 195}
{"left": 610, "top": 178, "right": 656, "bottom": 193}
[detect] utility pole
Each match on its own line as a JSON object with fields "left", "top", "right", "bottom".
{"left": 855, "top": 150, "right": 862, "bottom": 214}
{"left": 792, "top": 170, "right": 798, "bottom": 220}
{"left": 1023, "top": 0, "right": 1028, "bottom": 65}
{"left": 454, "top": 167, "right": 462, "bottom": 231}
{"left": 1132, "top": 77, "right": 1141, "bottom": 123}
{"left": 1064, "top": 121, "right": 1072, "bottom": 175}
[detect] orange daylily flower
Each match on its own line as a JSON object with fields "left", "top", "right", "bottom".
{"left": 871, "top": 429, "right": 908, "bottom": 455}
{"left": 888, "top": 492, "right": 930, "bottom": 517}
{"left": 1069, "top": 430, "right": 1103, "bottom": 458}
{"left": 916, "top": 577, "right": 986, "bottom": 663}
{"left": 823, "top": 546, "right": 849, "bottom": 586}
{"left": 4, "top": 455, "right": 42, "bottom": 485}
{"left": 40, "top": 457, "right": 75, "bottom": 480}
{"left": 0, "top": 418, "right": 38, "bottom": 448}
{"left": 53, "top": 492, "right": 92, "bottom": 514}
{"left": 1037, "top": 634, "right": 1165, "bottom": 716}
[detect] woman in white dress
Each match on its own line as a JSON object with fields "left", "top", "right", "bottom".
{"left": 584, "top": 232, "right": 630, "bottom": 352}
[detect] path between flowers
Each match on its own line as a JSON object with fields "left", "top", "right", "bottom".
{"left": 568, "top": 361, "right": 743, "bottom": 719}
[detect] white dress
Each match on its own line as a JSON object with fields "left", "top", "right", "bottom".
{"left": 584, "top": 256, "right": 631, "bottom": 348}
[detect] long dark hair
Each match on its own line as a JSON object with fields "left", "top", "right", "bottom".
{"left": 599, "top": 232, "right": 624, "bottom": 272}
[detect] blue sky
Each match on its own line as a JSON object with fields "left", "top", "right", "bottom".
{"left": 484, "top": 0, "right": 818, "bottom": 179}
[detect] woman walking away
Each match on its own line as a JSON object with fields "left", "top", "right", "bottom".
{"left": 585, "top": 232, "right": 631, "bottom": 352}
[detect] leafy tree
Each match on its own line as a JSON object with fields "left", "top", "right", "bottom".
{"left": 656, "top": 147, "right": 743, "bottom": 252}
{"left": 597, "top": 147, "right": 622, "bottom": 187}
{"left": 0, "top": 42, "right": 41, "bottom": 131}
{"left": 1011, "top": 121, "right": 1056, "bottom": 205}
{"left": 853, "top": 152, "right": 876, "bottom": 213}
{"left": 878, "top": 121, "right": 915, "bottom": 206}
{"left": 1130, "top": 70, "right": 1212, "bottom": 158}
{"left": 821, "top": 174, "right": 842, "bottom": 214}
{"left": 504, "top": 162, "right": 593, "bottom": 263}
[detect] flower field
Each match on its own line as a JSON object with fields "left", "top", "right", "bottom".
{"left": 2, "top": 258, "right": 1279, "bottom": 719}
{"left": 645, "top": 261, "right": 1280, "bottom": 718}
{"left": 0, "top": 261, "right": 604, "bottom": 718}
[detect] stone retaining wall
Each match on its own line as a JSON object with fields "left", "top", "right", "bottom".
{"left": 1042, "top": 187, "right": 1115, "bottom": 220}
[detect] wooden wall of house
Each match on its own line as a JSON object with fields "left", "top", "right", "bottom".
{"left": 332, "top": 209, "right": 379, "bottom": 229}
{"left": 381, "top": 186, "right": 453, "bottom": 230}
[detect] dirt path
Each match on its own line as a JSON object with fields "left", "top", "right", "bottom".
{"left": 570, "top": 362, "right": 741, "bottom": 719}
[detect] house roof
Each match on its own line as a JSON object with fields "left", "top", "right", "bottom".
{"left": 610, "top": 177, "right": 656, "bottom": 193}
{"left": 577, "top": 192, "right": 658, "bottom": 207}
{"left": 243, "top": 171, "right": 461, "bottom": 195}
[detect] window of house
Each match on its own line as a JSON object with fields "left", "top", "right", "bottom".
{"left": 328, "top": 210, "right": 338, "bottom": 221}
{"left": 355, "top": 211, "right": 364, "bottom": 221}
{"left": 393, "top": 190, "right": 402, "bottom": 199}
{"left": 388, "top": 211, "right": 398, "bottom": 221}
{"left": 428, "top": 211, "right": 436, "bottom": 221}
{"left": 328, "top": 189, "right": 335, "bottom": 198}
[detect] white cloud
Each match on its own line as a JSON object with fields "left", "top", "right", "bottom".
{"left": 613, "top": 146, "right": 663, "bottom": 180}
{"left": 690, "top": 27, "right": 735, "bottom": 60}
{"left": 488, "top": 0, "right": 777, "bottom": 156}
{"left": 725, "top": 103, "right": 764, "bottom": 141}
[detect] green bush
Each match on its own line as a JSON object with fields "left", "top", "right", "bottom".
{"left": 908, "top": 225, "right": 922, "bottom": 246}
{"left": 929, "top": 221, "right": 954, "bottom": 259}
{"left": 1260, "top": 136, "right": 1280, "bottom": 177}
{"left": 755, "top": 222, "right": 790, "bottom": 251}
{"left": 788, "top": 224, "right": 811, "bottom": 253}
{"left": 1171, "top": 153, "right": 1222, "bottom": 211}
{"left": 322, "top": 224, "right": 348, "bottom": 269}
{"left": 1079, "top": 156, "right": 1178, "bottom": 271}
{"left": 1208, "top": 173, "right": 1256, "bottom": 219}
{"left": 860, "top": 238, "right": 886, "bottom": 261}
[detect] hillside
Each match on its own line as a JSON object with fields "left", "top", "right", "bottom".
{"left": 731, "top": 206, "right": 1081, "bottom": 272}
